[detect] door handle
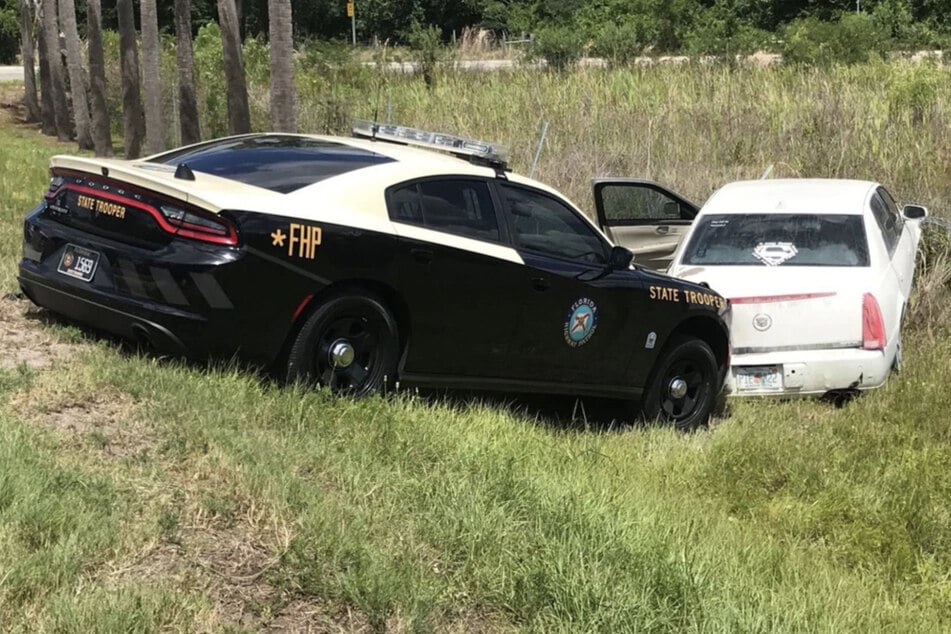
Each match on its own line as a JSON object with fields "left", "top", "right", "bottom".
{"left": 531, "top": 277, "right": 550, "bottom": 291}
{"left": 655, "top": 225, "right": 670, "bottom": 235}
{"left": 410, "top": 248, "right": 433, "bottom": 264}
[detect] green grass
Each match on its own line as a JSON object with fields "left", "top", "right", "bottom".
{"left": 2, "top": 64, "right": 951, "bottom": 630}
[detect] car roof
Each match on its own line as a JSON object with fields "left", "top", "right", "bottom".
{"left": 700, "top": 179, "right": 880, "bottom": 216}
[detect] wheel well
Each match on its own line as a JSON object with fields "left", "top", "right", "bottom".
{"left": 278, "top": 279, "right": 412, "bottom": 369}
{"left": 668, "top": 316, "right": 729, "bottom": 371}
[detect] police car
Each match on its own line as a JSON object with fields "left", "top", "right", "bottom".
{"left": 18, "top": 122, "right": 730, "bottom": 428}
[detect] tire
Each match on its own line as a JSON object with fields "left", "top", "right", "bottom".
{"left": 285, "top": 293, "right": 399, "bottom": 397}
{"left": 641, "top": 335, "right": 719, "bottom": 431}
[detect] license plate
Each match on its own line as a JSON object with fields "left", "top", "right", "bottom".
{"left": 57, "top": 244, "right": 100, "bottom": 282}
{"left": 735, "top": 365, "right": 783, "bottom": 392}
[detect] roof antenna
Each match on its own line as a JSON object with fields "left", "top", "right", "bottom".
{"left": 174, "top": 163, "right": 195, "bottom": 181}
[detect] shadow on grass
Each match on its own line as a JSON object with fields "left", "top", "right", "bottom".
{"left": 18, "top": 299, "right": 665, "bottom": 434}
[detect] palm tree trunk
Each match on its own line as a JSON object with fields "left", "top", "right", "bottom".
{"left": 140, "top": 0, "right": 164, "bottom": 154}
{"left": 175, "top": 0, "right": 201, "bottom": 145}
{"left": 86, "top": 0, "right": 113, "bottom": 156}
{"left": 58, "top": 0, "right": 93, "bottom": 149}
{"left": 268, "top": 0, "right": 296, "bottom": 132}
{"left": 39, "top": 0, "right": 72, "bottom": 141}
{"left": 35, "top": 3, "right": 54, "bottom": 135}
{"left": 216, "top": 0, "right": 251, "bottom": 134}
{"left": 117, "top": 0, "right": 145, "bottom": 158}
{"left": 19, "top": 0, "right": 40, "bottom": 123}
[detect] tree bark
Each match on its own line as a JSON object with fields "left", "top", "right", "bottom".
{"left": 268, "top": 0, "right": 296, "bottom": 132}
{"left": 19, "top": 0, "right": 40, "bottom": 123}
{"left": 175, "top": 0, "right": 201, "bottom": 145}
{"left": 217, "top": 0, "right": 251, "bottom": 134}
{"left": 36, "top": 3, "right": 54, "bottom": 135}
{"left": 40, "top": 0, "right": 72, "bottom": 141}
{"left": 117, "top": 0, "right": 145, "bottom": 158}
{"left": 140, "top": 0, "right": 164, "bottom": 154}
{"left": 86, "top": 0, "right": 113, "bottom": 156}
{"left": 58, "top": 0, "right": 93, "bottom": 149}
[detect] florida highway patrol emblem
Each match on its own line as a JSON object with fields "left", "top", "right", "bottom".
{"left": 564, "top": 297, "right": 598, "bottom": 347}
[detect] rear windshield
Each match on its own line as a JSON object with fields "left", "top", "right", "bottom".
{"left": 149, "top": 135, "right": 393, "bottom": 193}
{"left": 682, "top": 214, "right": 869, "bottom": 266}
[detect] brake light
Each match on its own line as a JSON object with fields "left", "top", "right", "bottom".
{"left": 158, "top": 204, "right": 238, "bottom": 245}
{"left": 730, "top": 292, "right": 836, "bottom": 304}
{"left": 862, "top": 293, "right": 886, "bottom": 350}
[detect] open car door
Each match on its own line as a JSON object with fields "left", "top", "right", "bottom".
{"left": 593, "top": 178, "right": 699, "bottom": 271}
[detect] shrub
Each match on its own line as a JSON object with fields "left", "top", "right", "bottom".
{"left": 407, "top": 22, "right": 452, "bottom": 89}
{"left": 591, "top": 22, "right": 644, "bottom": 67}
{"left": 0, "top": 5, "right": 17, "bottom": 65}
{"left": 781, "top": 14, "right": 891, "bottom": 67}
{"left": 531, "top": 24, "right": 585, "bottom": 72}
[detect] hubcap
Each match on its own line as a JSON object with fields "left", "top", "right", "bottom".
{"left": 329, "top": 339, "right": 355, "bottom": 368}
{"left": 668, "top": 377, "right": 688, "bottom": 400}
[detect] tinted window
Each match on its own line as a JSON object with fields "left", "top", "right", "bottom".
{"left": 500, "top": 183, "right": 607, "bottom": 264}
{"left": 682, "top": 214, "right": 869, "bottom": 266}
{"left": 872, "top": 188, "right": 903, "bottom": 254}
{"left": 388, "top": 179, "right": 500, "bottom": 242}
{"left": 150, "top": 135, "right": 393, "bottom": 193}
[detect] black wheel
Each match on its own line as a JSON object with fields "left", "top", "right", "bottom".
{"left": 642, "top": 335, "right": 719, "bottom": 431}
{"left": 286, "top": 294, "right": 398, "bottom": 396}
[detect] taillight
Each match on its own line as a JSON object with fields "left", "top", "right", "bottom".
{"left": 158, "top": 204, "right": 238, "bottom": 245}
{"left": 730, "top": 292, "right": 836, "bottom": 304}
{"left": 862, "top": 293, "right": 886, "bottom": 350}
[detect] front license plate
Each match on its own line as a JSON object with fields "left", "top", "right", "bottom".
{"left": 735, "top": 365, "right": 783, "bottom": 392}
{"left": 57, "top": 244, "right": 100, "bottom": 282}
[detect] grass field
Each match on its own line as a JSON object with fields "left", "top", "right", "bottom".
{"left": 2, "top": 63, "right": 951, "bottom": 632}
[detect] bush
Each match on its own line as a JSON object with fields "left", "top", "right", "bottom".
{"left": 781, "top": 14, "right": 891, "bottom": 67}
{"left": 407, "top": 22, "right": 452, "bottom": 89}
{"left": 591, "top": 22, "right": 644, "bottom": 67}
{"left": 531, "top": 25, "right": 585, "bottom": 72}
{"left": 0, "top": 6, "right": 17, "bottom": 65}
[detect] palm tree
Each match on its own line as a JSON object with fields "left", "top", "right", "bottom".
{"left": 19, "top": 0, "right": 40, "bottom": 123}
{"left": 35, "top": 2, "right": 54, "bottom": 135}
{"left": 268, "top": 0, "right": 296, "bottom": 132}
{"left": 87, "top": 0, "right": 113, "bottom": 155}
{"left": 58, "top": 0, "right": 93, "bottom": 149}
{"left": 117, "top": 0, "right": 145, "bottom": 157}
{"left": 140, "top": 0, "right": 164, "bottom": 154}
{"left": 39, "top": 0, "right": 71, "bottom": 141}
{"left": 175, "top": 0, "right": 200, "bottom": 145}
{"left": 217, "top": 0, "right": 251, "bottom": 134}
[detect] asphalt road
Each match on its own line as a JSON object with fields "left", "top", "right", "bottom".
{"left": 0, "top": 66, "right": 22, "bottom": 81}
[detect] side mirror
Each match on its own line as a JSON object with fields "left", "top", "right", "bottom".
{"left": 902, "top": 204, "right": 928, "bottom": 221}
{"left": 609, "top": 245, "right": 634, "bottom": 270}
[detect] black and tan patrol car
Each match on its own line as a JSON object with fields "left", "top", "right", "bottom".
{"left": 18, "top": 121, "right": 730, "bottom": 428}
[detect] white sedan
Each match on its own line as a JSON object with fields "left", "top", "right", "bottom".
{"left": 659, "top": 179, "right": 927, "bottom": 397}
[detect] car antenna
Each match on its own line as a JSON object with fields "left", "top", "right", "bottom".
{"left": 174, "top": 163, "right": 195, "bottom": 181}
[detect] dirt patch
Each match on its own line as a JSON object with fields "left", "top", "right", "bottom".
{"left": 0, "top": 296, "right": 81, "bottom": 371}
{"left": 107, "top": 522, "right": 368, "bottom": 632}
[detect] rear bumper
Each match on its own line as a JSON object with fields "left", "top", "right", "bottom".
{"left": 727, "top": 346, "right": 893, "bottom": 396}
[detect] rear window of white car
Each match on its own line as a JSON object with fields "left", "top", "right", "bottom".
{"left": 682, "top": 214, "right": 869, "bottom": 266}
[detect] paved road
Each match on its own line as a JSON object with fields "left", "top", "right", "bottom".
{"left": 0, "top": 66, "right": 22, "bottom": 81}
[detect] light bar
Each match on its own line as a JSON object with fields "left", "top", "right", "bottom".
{"left": 352, "top": 120, "right": 508, "bottom": 168}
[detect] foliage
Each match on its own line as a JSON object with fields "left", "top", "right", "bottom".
{"left": 530, "top": 24, "right": 585, "bottom": 71}
{"left": 780, "top": 14, "right": 891, "bottom": 67}
{"left": 407, "top": 21, "right": 451, "bottom": 88}
{"left": 0, "top": 1, "right": 17, "bottom": 65}
{"left": 590, "top": 22, "right": 644, "bottom": 66}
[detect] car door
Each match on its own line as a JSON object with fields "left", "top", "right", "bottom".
{"left": 387, "top": 176, "right": 525, "bottom": 378}
{"left": 875, "top": 186, "right": 916, "bottom": 298}
{"left": 593, "top": 178, "right": 699, "bottom": 271}
{"left": 494, "top": 180, "right": 645, "bottom": 391}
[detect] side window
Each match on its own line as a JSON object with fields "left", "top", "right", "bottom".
{"left": 599, "top": 184, "right": 693, "bottom": 224}
{"left": 870, "top": 192, "right": 901, "bottom": 255}
{"left": 499, "top": 183, "right": 607, "bottom": 265}
{"left": 387, "top": 178, "right": 500, "bottom": 242}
